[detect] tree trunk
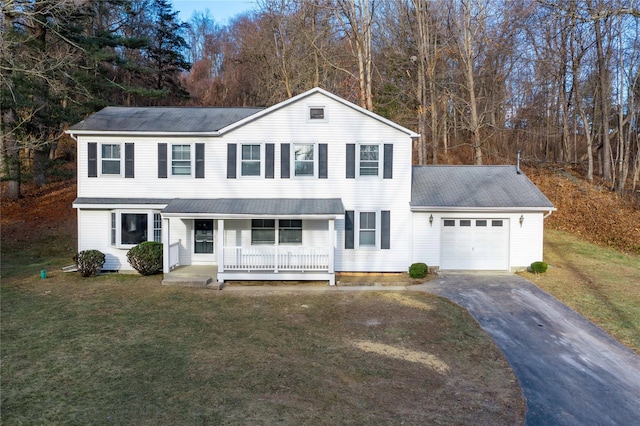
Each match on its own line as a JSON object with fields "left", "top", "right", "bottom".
{"left": 1, "top": 109, "right": 22, "bottom": 199}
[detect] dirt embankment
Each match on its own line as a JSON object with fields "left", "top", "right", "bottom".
{"left": 525, "top": 166, "right": 640, "bottom": 255}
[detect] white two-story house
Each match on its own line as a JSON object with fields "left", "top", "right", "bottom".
{"left": 68, "top": 87, "right": 555, "bottom": 285}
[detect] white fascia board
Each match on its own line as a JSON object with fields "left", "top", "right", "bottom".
{"left": 65, "top": 130, "right": 221, "bottom": 137}
{"left": 217, "top": 87, "right": 421, "bottom": 138}
{"left": 410, "top": 206, "right": 557, "bottom": 213}
{"left": 162, "top": 213, "right": 344, "bottom": 220}
{"left": 74, "top": 203, "right": 169, "bottom": 209}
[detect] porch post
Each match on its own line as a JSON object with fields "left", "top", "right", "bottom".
{"left": 328, "top": 218, "right": 335, "bottom": 285}
{"left": 162, "top": 217, "right": 170, "bottom": 273}
{"left": 217, "top": 219, "right": 225, "bottom": 274}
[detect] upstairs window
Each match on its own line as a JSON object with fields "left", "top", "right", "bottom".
{"left": 359, "top": 144, "right": 379, "bottom": 176}
{"left": 102, "top": 144, "right": 121, "bottom": 175}
{"left": 241, "top": 144, "right": 261, "bottom": 176}
{"left": 172, "top": 145, "right": 191, "bottom": 175}
{"left": 309, "top": 107, "right": 325, "bottom": 120}
{"left": 294, "top": 144, "right": 314, "bottom": 176}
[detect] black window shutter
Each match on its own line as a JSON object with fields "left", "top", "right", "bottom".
{"left": 383, "top": 144, "right": 393, "bottom": 179}
{"left": 158, "top": 143, "right": 167, "bottom": 178}
{"left": 345, "top": 210, "right": 354, "bottom": 249}
{"left": 88, "top": 142, "right": 97, "bottom": 177}
{"left": 125, "top": 143, "right": 134, "bottom": 178}
{"left": 381, "top": 210, "right": 391, "bottom": 249}
{"left": 195, "top": 143, "right": 205, "bottom": 178}
{"left": 281, "top": 143, "right": 290, "bottom": 178}
{"left": 319, "top": 144, "right": 328, "bottom": 179}
{"left": 346, "top": 144, "right": 355, "bottom": 178}
{"left": 265, "top": 143, "right": 274, "bottom": 179}
{"left": 227, "top": 143, "right": 236, "bottom": 179}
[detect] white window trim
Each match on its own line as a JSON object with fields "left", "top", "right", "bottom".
{"left": 357, "top": 143, "right": 382, "bottom": 178}
{"left": 307, "top": 105, "right": 327, "bottom": 122}
{"left": 291, "top": 143, "right": 318, "bottom": 178}
{"left": 356, "top": 210, "right": 379, "bottom": 249}
{"left": 239, "top": 143, "right": 263, "bottom": 178}
{"left": 170, "top": 143, "right": 193, "bottom": 177}
{"left": 100, "top": 143, "right": 123, "bottom": 177}
{"left": 110, "top": 210, "right": 160, "bottom": 249}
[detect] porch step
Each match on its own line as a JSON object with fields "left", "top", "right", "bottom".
{"left": 162, "top": 276, "right": 213, "bottom": 288}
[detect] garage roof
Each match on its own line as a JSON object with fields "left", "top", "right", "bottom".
{"left": 411, "top": 166, "right": 554, "bottom": 210}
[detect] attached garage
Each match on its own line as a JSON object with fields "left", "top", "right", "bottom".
{"left": 410, "top": 165, "right": 556, "bottom": 272}
{"left": 440, "top": 218, "right": 509, "bottom": 270}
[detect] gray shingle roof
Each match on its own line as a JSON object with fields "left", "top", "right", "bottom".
{"left": 411, "top": 166, "right": 554, "bottom": 209}
{"left": 162, "top": 198, "right": 345, "bottom": 215}
{"left": 68, "top": 106, "right": 264, "bottom": 133}
{"left": 73, "top": 197, "right": 172, "bottom": 205}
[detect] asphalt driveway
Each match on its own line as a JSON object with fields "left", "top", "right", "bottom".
{"left": 413, "top": 274, "right": 640, "bottom": 426}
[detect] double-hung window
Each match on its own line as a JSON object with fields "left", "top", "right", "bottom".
{"left": 359, "top": 212, "right": 376, "bottom": 247}
{"left": 251, "top": 219, "right": 302, "bottom": 245}
{"left": 359, "top": 144, "right": 379, "bottom": 176}
{"left": 102, "top": 144, "right": 121, "bottom": 175}
{"left": 294, "top": 144, "right": 314, "bottom": 176}
{"left": 278, "top": 220, "right": 302, "bottom": 244}
{"left": 172, "top": 145, "right": 191, "bottom": 175}
{"left": 251, "top": 219, "right": 276, "bottom": 244}
{"left": 241, "top": 144, "right": 261, "bottom": 176}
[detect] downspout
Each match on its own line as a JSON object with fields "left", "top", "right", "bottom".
{"left": 543, "top": 210, "right": 553, "bottom": 219}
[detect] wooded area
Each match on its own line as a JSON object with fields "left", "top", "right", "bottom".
{"left": 2, "top": 0, "right": 639, "bottom": 200}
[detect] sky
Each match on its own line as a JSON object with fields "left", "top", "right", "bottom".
{"left": 172, "top": 0, "right": 258, "bottom": 24}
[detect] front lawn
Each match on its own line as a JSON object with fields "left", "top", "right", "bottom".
{"left": 523, "top": 229, "right": 640, "bottom": 353}
{"left": 1, "top": 273, "right": 525, "bottom": 424}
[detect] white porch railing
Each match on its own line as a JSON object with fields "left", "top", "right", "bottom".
{"left": 169, "top": 242, "right": 180, "bottom": 270}
{"left": 222, "top": 246, "right": 330, "bottom": 271}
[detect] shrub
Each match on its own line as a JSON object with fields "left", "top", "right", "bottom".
{"left": 409, "top": 262, "right": 429, "bottom": 279}
{"left": 127, "top": 241, "right": 163, "bottom": 276}
{"left": 74, "top": 250, "right": 105, "bottom": 277}
{"left": 530, "top": 261, "right": 548, "bottom": 274}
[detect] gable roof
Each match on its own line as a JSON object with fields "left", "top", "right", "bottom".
{"left": 66, "top": 87, "right": 419, "bottom": 138}
{"left": 220, "top": 87, "right": 420, "bottom": 137}
{"left": 67, "top": 106, "right": 263, "bottom": 134}
{"left": 411, "top": 166, "right": 555, "bottom": 211}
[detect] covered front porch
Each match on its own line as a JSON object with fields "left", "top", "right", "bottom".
{"left": 161, "top": 198, "right": 344, "bottom": 286}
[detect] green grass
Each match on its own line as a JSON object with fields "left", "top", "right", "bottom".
{"left": 523, "top": 229, "right": 640, "bottom": 353}
{"left": 1, "top": 276, "right": 525, "bottom": 424}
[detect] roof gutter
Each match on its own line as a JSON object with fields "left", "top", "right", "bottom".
{"left": 410, "top": 206, "right": 557, "bottom": 213}
{"left": 65, "top": 130, "right": 222, "bottom": 137}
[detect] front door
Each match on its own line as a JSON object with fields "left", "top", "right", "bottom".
{"left": 192, "top": 219, "right": 215, "bottom": 263}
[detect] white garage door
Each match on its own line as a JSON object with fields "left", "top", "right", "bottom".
{"left": 440, "top": 218, "right": 509, "bottom": 270}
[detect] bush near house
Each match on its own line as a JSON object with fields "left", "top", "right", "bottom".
{"left": 73, "top": 250, "right": 105, "bottom": 277}
{"left": 530, "top": 261, "right": 548, "bottom": 274}
{"left": 409, "top": 262, "right": 429, "bottom": 278}
{"left": 127, "top": 241, "right": 163, "bottom": 275}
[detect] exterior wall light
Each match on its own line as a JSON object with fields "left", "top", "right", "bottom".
{"left": 519, "top": 214, "right": 524, "bottom": 227}
{"left": 429, "top": 214, "right": 434, "bottom": 226}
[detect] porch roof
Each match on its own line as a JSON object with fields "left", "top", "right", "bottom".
{"left": 162, "top": 198, "right": 345, "bottom": 217}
